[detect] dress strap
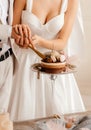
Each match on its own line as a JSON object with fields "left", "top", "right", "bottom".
{"left": 26, "top": 0, "right": 33, "bottom": 12}
{"left": 60, "top": 0, "right": 68, "bottom": 13}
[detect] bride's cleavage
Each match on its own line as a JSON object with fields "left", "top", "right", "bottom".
{"left": 31, "top": 12, "right": 61, "bottom": 25}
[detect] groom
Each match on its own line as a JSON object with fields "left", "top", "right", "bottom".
{"left": 0, "top": 0, "right": 20, "bottom": 112}
{"left": 0, "top": 0, "right": 32, "bottom": 113}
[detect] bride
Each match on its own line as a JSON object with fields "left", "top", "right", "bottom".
{"left": 9, "top": 0, "right": 85, "bottom": 121}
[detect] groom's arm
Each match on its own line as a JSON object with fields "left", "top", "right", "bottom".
{"left": 0, "top": 2, "right": 21, "bottom": 49}
{"left": 0, "top": 22, "right": 21, "bottom": 44}
{"left": 0, "top": 7, "right": 12, "bottom": 42}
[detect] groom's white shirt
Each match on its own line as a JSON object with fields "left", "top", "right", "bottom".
{"left": 0, "top": 0, "right": 13, "bottom": 55}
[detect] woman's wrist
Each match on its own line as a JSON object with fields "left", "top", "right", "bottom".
{"left": 38, "top": 37, "right": 45, "bottom": 46}
{"left": 38, "top": 38, "right": 66, "bottom": 51}
{"left": 32, "top": 35, "right": 64, "bottom": 51}
{"left": 38, "top": 38, "right": 54, "bottom": 50}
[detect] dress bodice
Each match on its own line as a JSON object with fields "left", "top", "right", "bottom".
{"left": 12, "top": 0, "right": 84, "bottom": 60}
{"left": 22, "top": 0, "right": 68, "bottom": 40}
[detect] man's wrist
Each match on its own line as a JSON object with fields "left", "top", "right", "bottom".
{"left": 8, "top": 25, "right": 12, "bottom": 37}
{"left": 0, "top": 25, "right": 12, "bottom": 40}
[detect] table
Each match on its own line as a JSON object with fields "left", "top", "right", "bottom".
{"left": 14, "top": 111, "right": 91, "bottom": 130}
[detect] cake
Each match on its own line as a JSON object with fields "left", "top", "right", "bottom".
{"left": 41, "top": 51, "right": 67, "bottom": 73}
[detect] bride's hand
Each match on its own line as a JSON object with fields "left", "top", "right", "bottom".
{"left": 31, "top": 34, "right": 44, "bottom": 47}
{"left": 12, "top": 24, "right": 32, "bottom": 48}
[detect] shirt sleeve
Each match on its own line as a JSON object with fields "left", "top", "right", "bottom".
{"left": 0, "top": 24, "right": 12, "bottom": 42}
{"left": 0, "top": 4, "right": 2, "bottom": 23}
{"left": 0, "top": 4, "right": 12, "bottom": 42}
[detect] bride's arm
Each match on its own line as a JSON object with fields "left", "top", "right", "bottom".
{"left": 32, "top": 0, "right": 78, "bottom": 50}
{"left": 13, "top": 0, "right": 26, "bottom": 25}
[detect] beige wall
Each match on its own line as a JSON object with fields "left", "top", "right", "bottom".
{"left": 75, "top": 0, "right": 91, "bottom": 109}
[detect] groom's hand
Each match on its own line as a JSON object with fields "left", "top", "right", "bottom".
{"left": 11, "top": 26, "right": 21, "bottom": 42}
{"left": 12, "top": 24, "right": 32, "bottom": 48}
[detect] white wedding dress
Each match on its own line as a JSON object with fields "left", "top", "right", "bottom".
{"left": 9, "top": 0, "right": 85, "bottom": 121}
